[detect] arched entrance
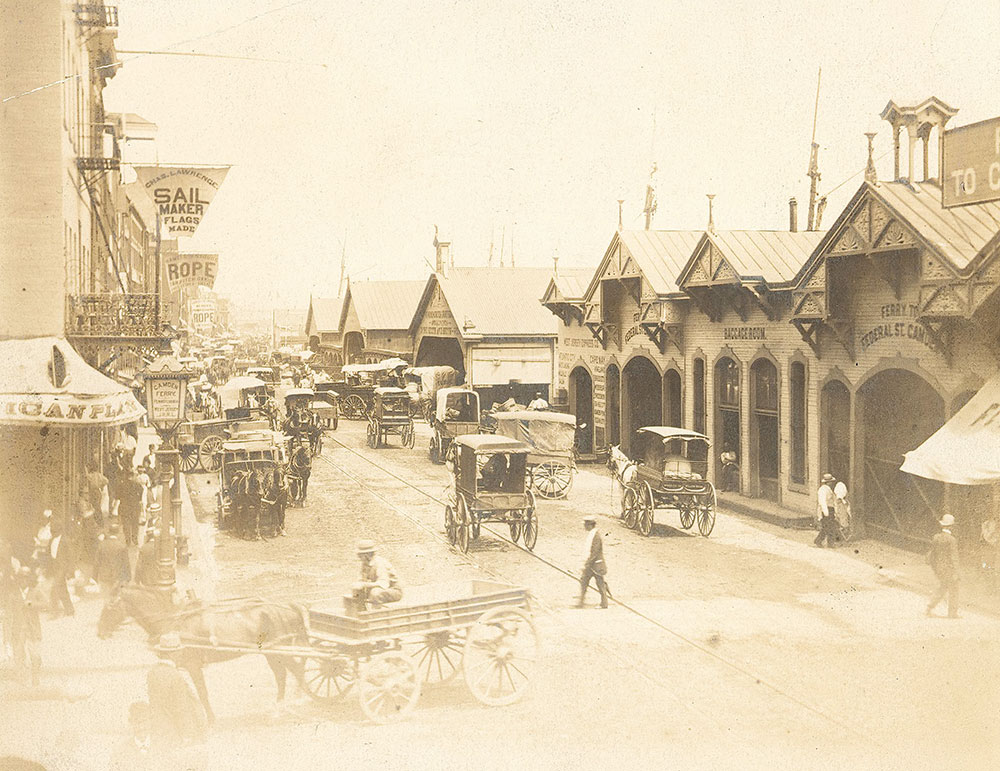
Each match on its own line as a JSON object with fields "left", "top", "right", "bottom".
{"left": 663, "top": 369, "right": 682, "bottom": 427}
{"left": 820, "top": 379, "right": 851, "bottom": 482}
{"left": 606, "top": 364, "right": 621, "bottom": 447}
{"left": 622, "top": 356, "right": 661, "bottom": 453}
{"left": 715, "top": 357, "right": 741, "bottom": 485}
{"left": 857, "top": 368, "right": 945, "bottom": 544}
{"left": 750, "top": 358, "right": 779, "bottom": 501}
{"left": 343, "top": 331, "right": 364, "bottom": 364}
{"left": 569, "top": 366, "right": 593, "bottom": 454}
{"left": 415, "top": 335, "right": 465, "bottom": 377}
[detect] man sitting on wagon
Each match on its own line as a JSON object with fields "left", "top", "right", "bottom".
{"left": 353, "top": 540, "right": 403, "bottom": 608}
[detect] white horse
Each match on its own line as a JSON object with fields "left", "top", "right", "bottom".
{"left": 607, "top": 445, "right": 637, "bottom": 486}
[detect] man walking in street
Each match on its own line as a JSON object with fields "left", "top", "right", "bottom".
{"left": 927, "top": 514, "right": 961, "bottom": 618}
{"left": 577, "top": 516, "right": 609, "bottom": 608}
{"left": 814, "top": 473, "right": 839, "bottom": 548}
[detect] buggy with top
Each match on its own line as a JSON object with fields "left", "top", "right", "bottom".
{"left": 493, "top": 410, "right": 577, "bottom": 499}
{"left": 428, "top": 387, "right": 480, "bottom": 463}
{"left": 366, "top": 386, "right": 416, "bottom": 449}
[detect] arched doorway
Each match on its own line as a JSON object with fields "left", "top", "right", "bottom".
{"left": 622, "top": 356, "right": 661, "bottom": 453}
{"left": 606, "top": 364, "right": 621, "bottom": 447}
{"left": 820, "top": 379, "right": 851, "bottom": 482}
{"left": 715, "top": 357, "right": 741, "bottom": 485}
{"left": 569, "top": 366, "right": 593, "bottom": 454}
{"left": 857, "top": 369, "right": 945, "bottom": 544}
{"left": 663, "top": 369, "right": 682, "bottom": 428}
{"left": 343, "top": 331, "right": 364, "bottom": 364}
{"left": 750, "top": 358, "right": 779, "bottom": 501}
{"left": 415, "top": 335, "right": 465, "bottom": 377}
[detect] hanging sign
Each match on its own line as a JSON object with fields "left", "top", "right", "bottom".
{"left": 133, "top": 166, "right": 229, "bottom": 236}
{"left": 165, "top": 253, "right": 218, "bottom": 292}
{"left": 942, "top": 116, "right": 1000, "bottom": 208}
{"left": 189, "top": 300, "right": 216, "bottom": 333}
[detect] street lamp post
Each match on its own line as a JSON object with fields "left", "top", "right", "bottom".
{"left": 142, "top": 355, "right": 192, "bottom": 588}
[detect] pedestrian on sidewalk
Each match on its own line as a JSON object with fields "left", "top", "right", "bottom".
{"left": 118, "top": 470, "right": 144, "bottom": 547}
{"left": 11, "top": 565, "right": 44, "bottom": 686}
{"left": 134, "top": 534, "right": 159, "bottom": 587}
{"left": 95, "top": 523, "right": 131, "bottom": 597}
{"left": 814, "top": 473, "right": 839, "bottom": 548}
{"left": 926, "top": 514, "right": 961, "bottom": 618}
{"left": 577, "top": 516, "right": 609, "bottom": 608}
{"left": 47, "top": 517, "right": 75, "bottom": 617}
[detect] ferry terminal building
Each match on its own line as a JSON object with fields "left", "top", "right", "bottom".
{"left": 543, "top": 99, "right": 1000, "bottom": 549}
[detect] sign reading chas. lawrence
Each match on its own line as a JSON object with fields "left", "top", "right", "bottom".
{"left": 133, "top": 166, "right": 229, "bottom": 236}
{"left": 942, "top": 116, "right": 1000, "bottom": 208}
{"left": 165, "top": 253, "right": 218, "bottom": 292}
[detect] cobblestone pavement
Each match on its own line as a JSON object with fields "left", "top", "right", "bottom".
{"left": 5, "top": 418, "right": 1000, "bottom": 770}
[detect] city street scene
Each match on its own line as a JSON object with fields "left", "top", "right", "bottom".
{"left": 4, "top": 1, "right": 1000, "bottom": 769}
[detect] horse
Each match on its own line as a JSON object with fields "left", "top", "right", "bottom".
{"left": 288, "top": 441, "right": 311, "bottom": 505}
{"left": 97, "top": 585, "right": 309, "bottom": 723}
{"left": 231, "top": 468, "right": 267, "bottom": 540}
{"left": 607, "top": 445, "right": 637, "bottom": 486}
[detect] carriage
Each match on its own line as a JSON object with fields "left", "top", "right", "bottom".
{"left": 279, "top": 387, "right": 324, "bottom": 456}
{"left": 337, "top": 359, "right": 408, "bottom": 419}
{"left": 366, "top": 387, "right": 415, "bottom": 449}
{"left": 493, "top": 411, "right": 577, "bottom": 499}
{"left": 310, "top": 390, "right": 339, "bottom": 431}
{"left": 428, "top": 387, "right": 479, "bottom": 464}
{"left": 445, "top": 435, "right": 538, "bottom": 553}
{"left": 619, "top": 427, "right": 717, "bottom": 537}
{"left": 215, "top": 433, "right": 290, "bottom": 538}
{"left": 403, "top": 365, "right": 461, "bottom": 421}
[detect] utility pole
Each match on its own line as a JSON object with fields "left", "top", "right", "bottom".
{"left": 807, "top": 67, "right": 822, "bottom": 231}
{"left": 499, "top": 225, "right": 506, "bottom": 267}
{"left": 643, "top": 163, "right": 658, "bottom": 230}
{"left": 338, "top": 232, "right": 347, "bottom": 297}
{"left": 488, "top": 227, "right": 495, "bottom": 267}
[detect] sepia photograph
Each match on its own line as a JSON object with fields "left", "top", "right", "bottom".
{"left": 2, "top": 1, "right": 1000, "bottom": 769}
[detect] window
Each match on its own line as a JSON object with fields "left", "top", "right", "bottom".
{"left": 693, "top": 358, "right": 706, "bottom": 434}
{"left": 790, "top": 362, "right": 806, "bottom": 484}
{"left": 717, "top": 358, "right": 740, "bottom": 408}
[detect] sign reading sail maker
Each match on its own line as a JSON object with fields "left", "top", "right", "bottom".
{"left": 165, "top": 253, "right": 218, "bottom": 292}
{"left": 133, "top": 166, "right": 229, "bottom": 236}
{"left": 942, "top": 116, "right": 1000, "bottom": 208}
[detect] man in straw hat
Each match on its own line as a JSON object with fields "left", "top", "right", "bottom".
{"left": 353, "top": 540, "right": 402, "bottom": 608}
{"left": 147, "top": 632, "right": 207, "bottom": 747}
{"left": 814, "top": 473, "right": 840, "bottom": 548}
{"left": 926, "top": 514, "right": 961, "bottom": 619}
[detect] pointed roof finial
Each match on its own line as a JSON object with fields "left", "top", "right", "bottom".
{"left": 864, "top": 131, "right": 878, "bottom": 184}
{"left": 617, "top": 199, "right": 624, "bottom": 231}
{"left": 706, "top": 194, "right": 716, "bottom": 232}
{"left": 552, "top": 254, "right": 559, "bottom": 279}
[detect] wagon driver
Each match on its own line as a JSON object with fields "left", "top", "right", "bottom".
{"left": 353, "top": 540, "right": 402, "bottom": 608}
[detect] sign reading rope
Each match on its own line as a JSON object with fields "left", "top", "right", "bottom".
{"left": 164, "top": 253, "right": 218, "bottom": 292}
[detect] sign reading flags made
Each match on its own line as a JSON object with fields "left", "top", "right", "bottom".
{"left": 942, "top": 116, "right": 1000, "bottom": 208}
{"left": 165, "top": 253, "right": 218, "bottom": 292}
{"left": 133, "top": 166, "right": 229, "bottom": 236}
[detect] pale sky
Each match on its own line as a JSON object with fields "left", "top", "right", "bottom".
{"left": 103, "top": 0, "right": 1000, "bottom": 309}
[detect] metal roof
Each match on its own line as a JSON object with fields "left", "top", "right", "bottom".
{"left": 618, "top": 230, "right": 705, "bottom": 295}
{"left": 875, "top": 181, "right": 1000, "bottom": 271}
{"left": 433, "top": 268, "right": 558, "bottom": 338}
{"left": 550, "top": 269, "right": 592, "bottom": 301}
{"left": 306, "top": 296, "right": 345, "bottom": 334}
{"left": 706, "top": 230, "right": 826, "bottom": 284}
{"left": 348, "top": 280, "right": 426, "bottom": 330}
{"left": 637, "top": 426, "right": 710, "bottom": 442}
{"left": 453, "top": 434, "right": 531, "bottom": 452}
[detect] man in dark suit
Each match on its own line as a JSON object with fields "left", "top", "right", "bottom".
{"left": 927, "top": 514, "right": 961, "bottom": 618}
{"left": 117, "top": 470, "right": 144, "bottom": 546}
{"left": 95, "top": 523, "right": 131, "bottom": 596}
{"left": 577, "top": 516, "right": 609, "bottom": 609}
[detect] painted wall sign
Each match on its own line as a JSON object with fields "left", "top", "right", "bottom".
{"left": 723, "top": 326, "right": 766, "bottom": 341}
{"left": 942, "top": 116, "right": 1000, "bottom": 208}
{"left": 0, "top": 394, "right": 144, "bottom": 425}
{"left": 858, "top": 321, "right": 939, "bottom": 354}
{"left": 165, "top": 253, "right": 218, "bottom": 292}
{"left": 133, "top": 166, "right": 229, "bottom": 236}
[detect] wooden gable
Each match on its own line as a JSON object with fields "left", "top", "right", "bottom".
{"left": 682, "top": 240, "right": 739, "bottom": 288}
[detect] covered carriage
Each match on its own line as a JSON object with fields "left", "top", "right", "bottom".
{"left": 366, "top": 386, "right": 415, "bottom": 448}
{"left": 493, "top": 411, "right": 577, "bottom": 499}
{"left": 215, "top": 433, "right": 290, "bottom": 538}
{"left": 428, "top": 387, "right": 479, "bottom": 463}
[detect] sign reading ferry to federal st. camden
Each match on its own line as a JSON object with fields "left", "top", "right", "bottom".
{"left": 133, "top": 166, "right": 229, "bottom": 237}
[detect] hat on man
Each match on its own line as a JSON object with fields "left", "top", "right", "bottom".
{"left": 355, "top": 539, "right": 377, "bottom": 555}
{"left": 821, "top": 473, "right": 835, "bottom": 483}
{"left": 583, "top": 515, "right": 597, "bottom": 524}
{"left": 154, "top": 632, "right": 184, "bottom": 653}
{"left": 939, "top": 514, "right": 956, "bottom": 528}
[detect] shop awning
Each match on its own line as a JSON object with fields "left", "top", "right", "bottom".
{"left": 901, "top": 372, "right": 1000, "bottom": 484}
{"left": 0, "top": 337, "right": 145, "bottom": 426}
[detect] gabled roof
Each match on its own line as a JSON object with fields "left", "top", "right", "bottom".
{"left": 697, "top": 230, "right": 826, "bottom": 285}
{"left": 305, "top": 296, "right": 345, "bottom": 335}
{"left": 541, "top": 268, "right": 592, "bottom": 304}
{"left": 417, "top": 267, "right": 558, "bottom": 339}
{"left": 616, "top": 230, "right": 705, "bottom": 295}
{"left": 344, "top": 280, "right": 426, "bottom": 331}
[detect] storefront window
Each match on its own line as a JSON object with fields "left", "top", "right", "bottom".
{"left": 717, "top": 358, "right": 740, "bottom": 408}
{"left": 790, "top": 361, "right": 806, "bottom": 484}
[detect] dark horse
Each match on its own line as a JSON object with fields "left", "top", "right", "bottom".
{"left": 98, "top": 585, "right": 309, "bottom": 722}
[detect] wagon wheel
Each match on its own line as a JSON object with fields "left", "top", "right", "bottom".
{"left": 444, "top": 504, "right": 457, "bottom": 545}
{"left": 402, "top": 421, "right": 415, "bottom": 449}
{"left": 456, "top": 495, "right": 471, "bottom": 553}
{"left": 179, "top": 445, "right": 199, "bottom": 473}
{"left": 357, "top": 652, "right": 421, "bottom": 723}
{"left": 531, "top": 461, "right": 573, "bottom": 499}
{"left": 678, "top": 506, "right": 696, "bottom": 530}
{"left": 301, "top": 648, "right": 357, "bottom": 703}
{"left": 463, "top": 606, "right": 538, "bottom": 706}
{"left": 198, "top": 435, "right": 224, "bottom": 472}
{"left": 508, "top": 519, "right": 521, "bottom": 542}
{"left": 343, "top": 394, "right": 366, "bottom": 420}
{"left": 407, "top": 630, "right": 463, "bottom": 685}
{"left": 521, "top": 490, "right": 538, "bottom": 550}
{"left": 637, "top": 482, "right": 654, "bottom": 537}
{"left": 366, "top": 421, "right": 377, "bottom": 448}
{"left": 429, "top": 435, "right": 439, "bottom": 463}
{"left": 697, "top": 488, "right": 717, "bottom": 537}
{"left": 622, "top": 486, "right": 640, "bottom": 529}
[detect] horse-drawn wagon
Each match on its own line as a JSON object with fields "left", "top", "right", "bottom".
{"left": 493, "top": 411, "right": 577, "bottom": 499}
{"left": 365, "top": 387, "right": 415, "bottom": 448}
{"left": 428, "top": 387, "right": 479, "bottom": 463}
{"left": 215, "top": 433, "right": 290, "bottom": 538}
{"left": 337, "top": 359, "right": 408, "bottom": 419}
